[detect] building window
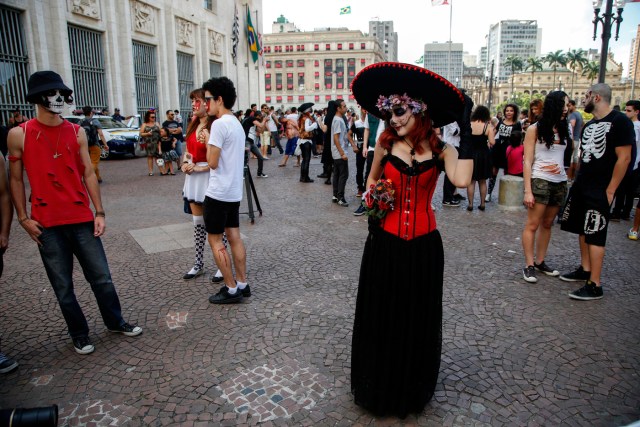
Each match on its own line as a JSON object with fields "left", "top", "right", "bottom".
{"left": 287, "top": 73, "right": 293, "bottom": 90}
{"left": 276, "top": 73, "right": 282, "bottom": 90}
{"left": 68, "top": 25, "right": 108, "bottom": 111}
{"left": 286, "top": 59, "right": 294, "bottom": 67}
{"left": 176, "top": 52, "right": 194, "bottom": 119}
{"left": 314, "top": 44, "right": 319, "bottom": 51}
{"left": 326, "top": 43, "right": 331, "bottom": 51}
{"left": 349, "top": 43, "right": 354, "bottom": 50}
{"left": 132, "top": 41, "right": 158, "bottom": 116}
{"left": 337, "top": 43, "right": 342, "bottom": 50}
{"left": 297, "top": 59, "right": 305, "bottom": 67}
{"left": 265, "top": 73, "right": 271, "bottom": 91}
{"left": 361, "top": 43, "right": 366, "bottom": 49}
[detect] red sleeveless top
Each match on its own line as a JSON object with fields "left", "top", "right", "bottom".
{"left": 20, "top": 119, "right": 94, "bottom": 227}
{"left": 186, "top": 131, "right": 208, "bottom": 163}
{"left": 378, "top": 155, "right": 440, "bottom": 240}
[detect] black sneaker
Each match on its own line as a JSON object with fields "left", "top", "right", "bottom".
{"left": 353, "top": 205, "right": 366, "bottom": 216}
{"left": 0, "top": 352, "right": 18, "bottom": 374}
{"left": 209, "top": 286, "right": 243, "bottom": 304}
{"left": 442, "top": 200, "right": 460, "bottom": 207}
{"left": 217, "top": 284, "right": 251, "bottom": 297}
{"left": 560, "top": 266, "right": 590, "bottom": 282}
{"left": 534, "top": 261, "right": 560, "bottom": 277}
{"left": 338, "top": 198, "right": 349, "bottom": 207}
{"left": 522, "top": 265, "right": 538, "bottom": 283}
{"left": 569, "top": 281, "right": 603, "bottom": 300}
{"left": 72, "top": 336, "right": 95, "bottom": 354}
{"left": 108, "top": 322, "right": 143, "bottom": 337}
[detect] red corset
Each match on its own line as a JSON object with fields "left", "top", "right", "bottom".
{"left": 379, "top": 155, "right": 440, "bottom": 240}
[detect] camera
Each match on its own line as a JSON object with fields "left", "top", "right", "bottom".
{"left": 0, "top": 405, "right": 58, "bottom": 427}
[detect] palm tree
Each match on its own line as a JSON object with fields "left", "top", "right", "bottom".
{"left": 581, "top": 61, "right": 599, "bottom": 85}
{"left": 505, "top": 55, "right": 524, "bottom": 97}
{"left": 566, "top": 48, "right": 587, "bottom": 97}
{"left": 544, "top": 50, "right": 567, "bottom": 90}
{"left": 526, "top": 57, "right": 544, "bottom": 96}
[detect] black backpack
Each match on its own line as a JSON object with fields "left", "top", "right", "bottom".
{"left": 80, "top": 118, "right": 99, "bottom": 146}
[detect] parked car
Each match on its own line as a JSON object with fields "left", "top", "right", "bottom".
{"left": 64, "top": 115, "right": 141, "bottom": 158}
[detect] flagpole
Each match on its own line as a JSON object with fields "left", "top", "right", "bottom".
{"left": 246, "top": 4, "right": 251, "bottom": 107}
{"left": 447, "top": 0, "right": 452, "bottom": 82}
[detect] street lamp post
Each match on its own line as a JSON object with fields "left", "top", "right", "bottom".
{"left": 592, "top": 0, "right": 626, "bottom": 84}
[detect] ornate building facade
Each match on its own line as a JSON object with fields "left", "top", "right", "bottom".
{"left": 0, "top": 0, "right": 262, "bottom": 123}
{"left": 263, "top": 18, "right": 385, "bottom": 110}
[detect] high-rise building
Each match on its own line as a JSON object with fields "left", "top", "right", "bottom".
{"left": 628, "top": 25, "right": 640, "bottom": 83}
{"left": 263, "top": 19, "right": 384, "bottom": 109}
{"left": 368, "top": 20, "right": 398, "bottom": 62}
{"left": 423, "top": 42, "right": 463, "bottom": 86}
{"left": 485, "top": 20, "right": 541, "bottom": 83}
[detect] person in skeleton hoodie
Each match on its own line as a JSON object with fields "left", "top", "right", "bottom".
{"left": 559, "top": 83, "right": 634, "bottom": 301}
{"left": 7, "top": 71, "right": 143, "bottom": 355}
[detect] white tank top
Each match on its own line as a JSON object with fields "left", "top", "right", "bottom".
{"left": 531, "top": 124, "right": 567, "bottom": 183}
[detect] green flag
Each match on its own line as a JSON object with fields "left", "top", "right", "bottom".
{"left": 340, "top": 6, "right": 351, "bottom": 14}
{"left": 415, "top": 55, "right": 424, "bottom": 64}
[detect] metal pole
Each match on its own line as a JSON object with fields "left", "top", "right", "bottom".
{"left": 598, "top": 0, "right": 613, "bottom": 84}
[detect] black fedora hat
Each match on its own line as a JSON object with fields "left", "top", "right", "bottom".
{"left": 299, "top": 102, "right": 314, "bottom": 114}
{"left": 350, "top": 62, "right": 464, "bottom": 128}
{"left": 26, "top": 71, "right": 72, "bottom": 103}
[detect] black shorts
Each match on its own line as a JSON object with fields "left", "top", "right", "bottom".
{"left": 203, "top": 197, "right": 240, "bottom": 234}
{"left": 560, "top": 184, "right": 610, "bottom": 247}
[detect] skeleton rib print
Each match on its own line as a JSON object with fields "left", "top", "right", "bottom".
{"left": 581, "top": 122, "right": 611, "bottom": 163}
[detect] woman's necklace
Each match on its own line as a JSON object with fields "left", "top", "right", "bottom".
{"left": 37, "top": 123, "right": 65, "bottom": 159}
{"left": 403, "top": 138, "right": 416, "bottom": 164}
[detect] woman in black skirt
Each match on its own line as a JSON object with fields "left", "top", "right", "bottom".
{"left": 350, "top": 62, "right": 473, "bottom": 418}
{"left": 466, "top": 105, "right": 495, "bottom": 211}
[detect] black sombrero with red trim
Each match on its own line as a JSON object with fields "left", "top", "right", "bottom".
{"left": 350, "top": 62, "right": 464, "bottom": 128}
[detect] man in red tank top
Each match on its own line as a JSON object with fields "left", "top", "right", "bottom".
{"left": 7, "top": 71, "right": 142, "bottom": 355}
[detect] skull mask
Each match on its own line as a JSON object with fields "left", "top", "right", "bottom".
{"left": 41, "top": 90, "right": 71, "bottom": 114}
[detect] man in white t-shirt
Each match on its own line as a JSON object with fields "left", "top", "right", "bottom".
{"left": 202, "top": 77, "right": 250, "bottom": 304}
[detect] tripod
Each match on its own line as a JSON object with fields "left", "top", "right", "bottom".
{"left": 241, "top": 162, "right": 262, "bottom": 223}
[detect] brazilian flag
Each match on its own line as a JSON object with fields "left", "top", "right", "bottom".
{"left": 246, "top": 8, "right": 260, "bottom": 63}
{"left": 340, "top": 6, "right": 351, "bottom": 14}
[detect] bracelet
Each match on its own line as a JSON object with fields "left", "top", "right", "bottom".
{"left": 18, "top": 217, "right": 29, "bottom": 224}
{"left": 95, "top": 211, "right": 105, "bottom": 218}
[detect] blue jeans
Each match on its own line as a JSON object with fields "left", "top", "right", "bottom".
{"left": 38, "top": 222, "right": 125, "bottom": 338}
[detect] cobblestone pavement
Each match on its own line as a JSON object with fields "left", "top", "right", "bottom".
{"left": 1, "top": 148, "right": 639, "bottom": 426}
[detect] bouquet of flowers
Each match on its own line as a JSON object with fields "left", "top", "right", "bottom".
{"left": 362, "top": 179, "right": 395, "bottom": 219}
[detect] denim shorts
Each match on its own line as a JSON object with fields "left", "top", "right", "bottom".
{"left": 531, "top": 178, "right": 567, "bottom": 206}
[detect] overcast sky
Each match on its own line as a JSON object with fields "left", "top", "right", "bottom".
{"left": 261, "top": 0, "right": 640, "bottom": 75}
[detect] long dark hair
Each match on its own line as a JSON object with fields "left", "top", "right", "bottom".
{"left": 537, "top": 91, "right": 571, "bottom": 149}
{"left": 186, "top": 89, "right": 214, "bottom": 138}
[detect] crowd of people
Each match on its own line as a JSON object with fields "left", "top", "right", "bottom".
{"left": 0, "top": 65, "right": 638, "bottom": 422}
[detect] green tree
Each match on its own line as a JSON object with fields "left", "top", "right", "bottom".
{"left": 505, "top": 55, "right": 524, "bottom": 97}
{"left": 544, "top": 50, "right": 567, "bottom": 90}
{"left": 525, "top": 56, "right": 544, "bottom": 96}
{"left": 581, "top": 61, "right": 599, "bottom": 85}
{"left": 566, "top": 48, "right": 588, "bottom": 98}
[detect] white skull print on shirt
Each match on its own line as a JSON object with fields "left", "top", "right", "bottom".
{"left": 576, "top": 110, "right": 634, "bottom": 189}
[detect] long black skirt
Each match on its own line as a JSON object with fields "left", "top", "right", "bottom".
{"left": 351, "top": 228, "right": 444, "bottom": 418}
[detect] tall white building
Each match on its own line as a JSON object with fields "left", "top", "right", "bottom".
{"left": 423, "top": 42, "right": 463, "bottom": 86}
{"left": 485, "top": 20, "right": 541, "bottom": 83}
{"left": 369, "top": 20, "right": 398, "bottom": 62}
{"left": 0, "top": 0, "right": 263, "bottom": 124}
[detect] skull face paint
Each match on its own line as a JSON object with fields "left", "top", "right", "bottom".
{"left": 42, "top": 90, "right": 65, "bottom": 114}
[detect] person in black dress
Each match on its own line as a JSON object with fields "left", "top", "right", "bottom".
{"left": 350, "top": 62, "right": 473, "bottom": 418}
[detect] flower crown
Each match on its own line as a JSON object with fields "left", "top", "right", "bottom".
{"left": 375, "top": 93, "right": 427, "bottom": 114}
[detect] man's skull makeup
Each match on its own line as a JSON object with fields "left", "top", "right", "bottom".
{"left": 41, "top": 90, "right": 72, "bottom": 114}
